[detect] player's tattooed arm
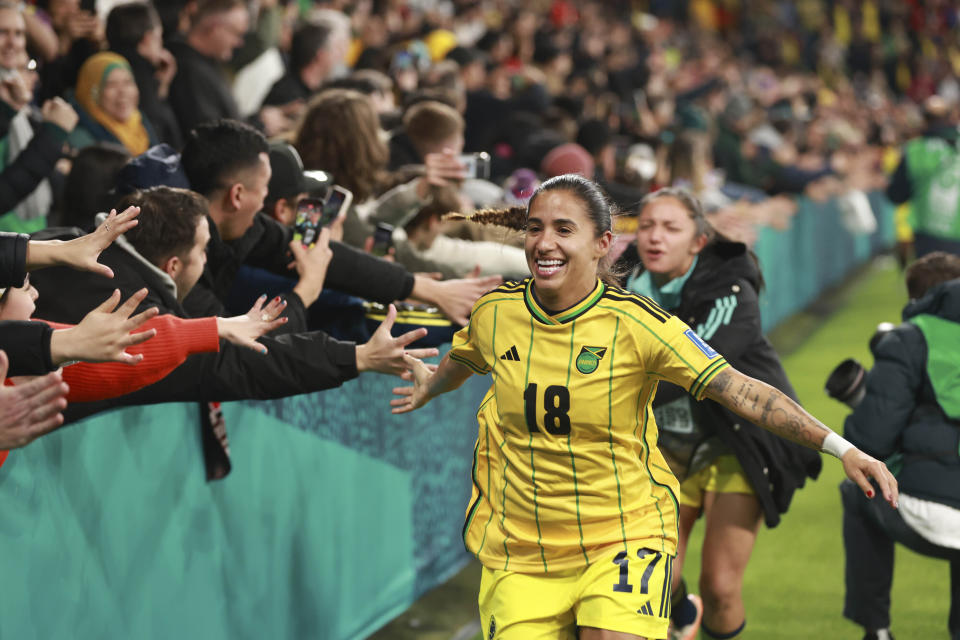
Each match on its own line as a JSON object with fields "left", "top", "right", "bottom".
{"left": 703, "top": 368, "right": 831, "bottom": 450}
{"left": 703, "top": 366, "right": 900, "bottom": 508}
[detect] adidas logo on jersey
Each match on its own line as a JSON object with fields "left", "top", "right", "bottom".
{"left": 499, "top": 345, "right": 520, "bottom": 361}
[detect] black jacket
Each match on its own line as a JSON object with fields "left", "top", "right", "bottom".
{"left": 0, "top": 231, "right": 28, "bottom": 286}
{"left": 261, "top": 70, "right": 310, "bottom": 108}
{"left": 618, "top": 240, "right": 822, "bottom": 527}
{"left": 0, "top": 231, "right": 55, "bottom": 375}
{"left": 183, "top": 213, "right": 416, "bottom": 331}
{"left": 845, "top": 279, "right": 960, "bottom": 510}
{"left": 167, "top": 37, "right": 240, "bottom": 137}
{"left": 29, "top": 227, "right": 358, "bottom": 423}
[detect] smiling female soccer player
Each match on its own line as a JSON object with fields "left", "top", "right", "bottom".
{"left": 391, "top": 174, "right": 896, "bottom": 640}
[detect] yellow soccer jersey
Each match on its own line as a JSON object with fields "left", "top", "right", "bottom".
{"left": 449, "top": 278, "right": 729, "bottom": 573}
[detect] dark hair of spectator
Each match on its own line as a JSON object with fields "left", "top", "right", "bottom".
{"left": 445, "top": 46, "right": 484, "bottom": 68}
{"left": 192, "top": 0, "right": 245, "bottom": 25}
{"left": 181, "top": 119, "right": 268, "bottom": 197}
{"left": 290, "top": 23, "right": 331, "bottom": 74}
{"left": 105, "top": 2, "right": 160, "bottom": 52}
{"left": 351, "top": 69, "right": 393, "bottom": 94}
{"left": 403, "top": 100, "right": 463, "bottom": 155}
{"left": 449, "top": 174, "right": 621, "bottom": 283}
{"left": 576, "top": 118, "right": 612, "bottom": 156}
{"left": 117, "top": 187, "right": 208, "bottom": 267}
{"left": 667, "top": 132, "right": 712, "bottom": 194}
{"left": 323, "top": 75, "right": 380, "bottom": 97}
{"left": 906, "top": 252, "right": 960, "bottom": 300}
{"left": 295, "top": 89, "right": 388, "bottom": 203}
{"left": 60, "top": 142, "right": 132, "bottom": 230}
{"left": 403, "top": 88, "right": 461, "bottom": 112}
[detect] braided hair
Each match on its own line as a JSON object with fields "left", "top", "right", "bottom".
{"left": 446, "top": 174, "right": 622, "bottom": 284}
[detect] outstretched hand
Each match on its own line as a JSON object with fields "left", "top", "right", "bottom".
{"left": 842, "top": 448, "right": 899, "bottom": 508}
{"left": 217, "top": 295, "right": 288, "bottom": 354}
{"left": 390, "top": 353, "right": 436, "bottom": 414}
{"left": 355, "top": 303, "right": 439, "bottom": 375}
{"left": 430, "top": 274, "right": 502, "bottom": 326}
{"left": 58, "top": 206, "right": 141, "bottom": 278}
{"left": 49, "top": 288, "right": 159, "bottom": 366}
{"left": 0, "top": 350, "right": 69, "bottom": 449}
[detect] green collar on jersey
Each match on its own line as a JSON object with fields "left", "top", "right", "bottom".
{"left": 525, "top": 278, "right": 606, "bottom": 325}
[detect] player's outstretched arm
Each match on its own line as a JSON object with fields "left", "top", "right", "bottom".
{"left": 703, "top": 367, "right": 899, "bottom": 507}
{"left": 391, "top": 352, "right": 473, "bottom": 414}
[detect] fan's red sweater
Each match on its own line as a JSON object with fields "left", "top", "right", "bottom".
{"left": 0, "top": 315, "right": 219, "bottom": 468}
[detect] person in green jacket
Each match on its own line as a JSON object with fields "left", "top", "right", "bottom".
{"left": 841, "top": 251, "right": 960, "bottom": 640}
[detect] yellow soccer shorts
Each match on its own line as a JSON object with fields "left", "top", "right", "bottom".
{"left": 478, "top": 543, "right": 673, "bottom": 639}
{"left": 678, "top": 454, "right": 755, "bottom": 509}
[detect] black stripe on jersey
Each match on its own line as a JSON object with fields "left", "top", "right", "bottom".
{"left": 604, "top": 285, "right": 671, "bottom": 313}
{"left": 490, "top": 279, "right": 528, "bottom": 295}
{"left": 689, "top": 358, "right": 727, "bottom": 398}
{"left": 601, "top": 292, "right": 670, "bottom": 323}
{"left": 461, "top": 439, "right": 483, "bottom": 544}
{"left": 449, "top": 352, "right": 489, "bottom": 375}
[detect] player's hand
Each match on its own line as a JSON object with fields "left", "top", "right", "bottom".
{"left": 390, "top": 354, "right": 435, "bottom": 413}
{"left": 217, "top": 295, "right": 288, "bottom": 354}
{"left": 355, "top": 304, "right": 439, "bottom": 375}
{"left": 842, "top": 447, "right": 899, "bottom": 508}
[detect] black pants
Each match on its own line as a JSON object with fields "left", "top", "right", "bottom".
{"left": 841, "top": 479, "right": 960, "bottom": 638}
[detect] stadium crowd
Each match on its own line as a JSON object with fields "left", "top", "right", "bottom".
{"left": 0, "top": 0, "right": 957, "bottom": 638}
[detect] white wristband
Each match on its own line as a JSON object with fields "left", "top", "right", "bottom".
{"left": 822, "top": 431, "right": 855, "bottom": 459}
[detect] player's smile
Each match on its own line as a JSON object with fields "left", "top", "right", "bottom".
{"left": 525, "top": 190, "right": 611, "bottom": 310}
{"left": 533, "top": 256, "right": 565, "bottom": 277}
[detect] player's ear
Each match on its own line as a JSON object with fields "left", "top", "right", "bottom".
{"left": 595, "top": 229, "right": 613, "bottom": 257}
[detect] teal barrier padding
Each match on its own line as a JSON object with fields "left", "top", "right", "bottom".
{"left": 755, "top": 193, "right": 895, "bottom": 331}
{"left": 0, "top": 364, "right": 490, "bottom": 640}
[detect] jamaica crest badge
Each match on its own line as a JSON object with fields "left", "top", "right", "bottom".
{"left": 575, "top": 346, "right": 607, "bottom": 374}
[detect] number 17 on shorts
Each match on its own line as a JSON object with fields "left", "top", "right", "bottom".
{"left": 578, "top": 545, "right": 674, "bottom": 638}
{"left": 478, "top": 545, "right": 673, "bottom": 639}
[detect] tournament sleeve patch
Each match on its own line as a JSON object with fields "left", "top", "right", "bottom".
{"left": 683, "top": 328, "right": 719, "bottom": 359}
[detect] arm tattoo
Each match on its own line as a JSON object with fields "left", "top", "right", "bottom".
{"left": 708, "top": 369, "right": 733, "bottom": 395}
{"left": 704, "top": 368, "right": 828, "bottom": 450}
